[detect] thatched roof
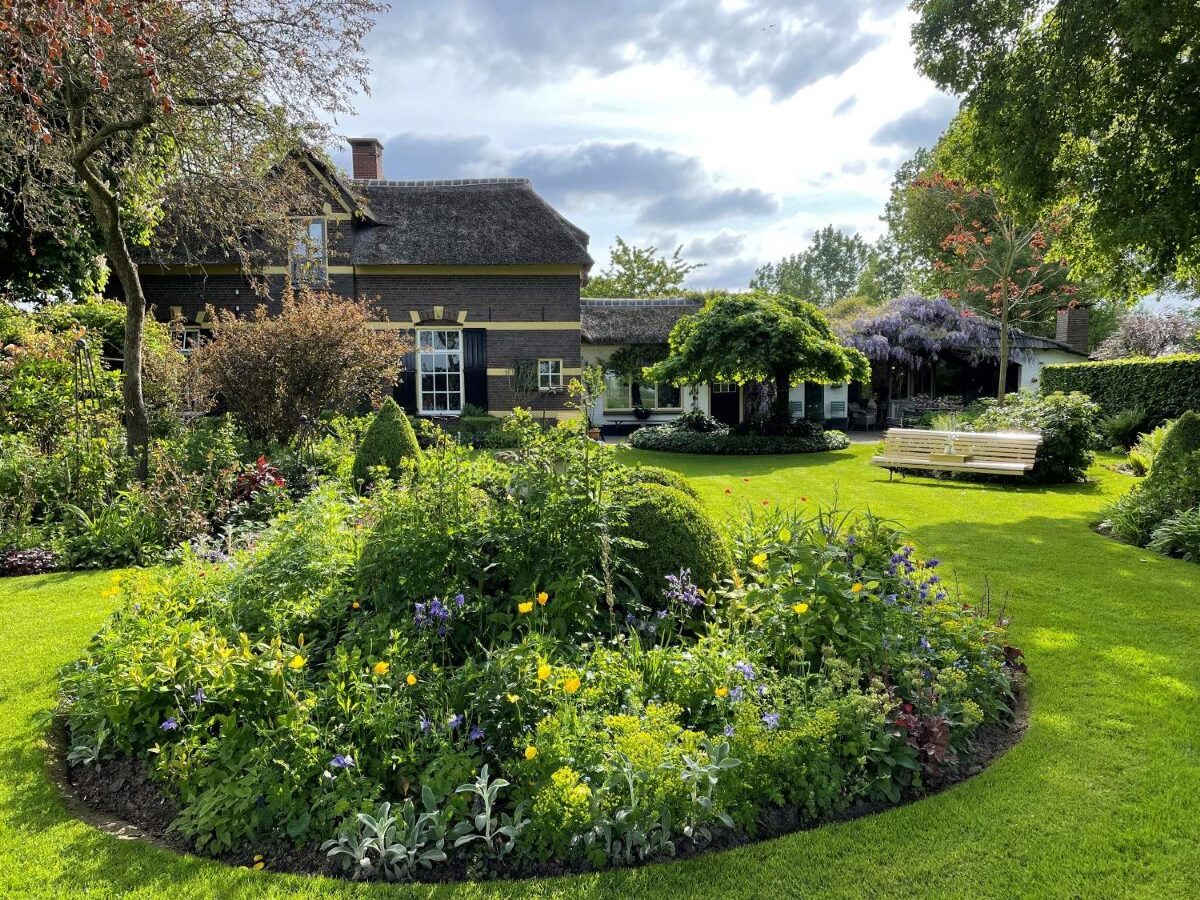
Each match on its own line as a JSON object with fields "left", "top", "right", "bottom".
{"left": 352, "top": 179, "right": 592, "bottom": 267}
{"left": 581, "top": 297, "right": 703, "bottom": 345}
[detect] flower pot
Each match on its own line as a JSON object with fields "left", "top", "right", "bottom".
{"left": 587, "top": 426, "right": 602, "bottom": 441}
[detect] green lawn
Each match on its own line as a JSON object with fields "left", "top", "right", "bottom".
{"left": 2, "top": 444, "right": 1198, "bottom": 898}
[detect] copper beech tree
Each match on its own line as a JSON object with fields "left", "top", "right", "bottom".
{"left": 0, "top": 0, "right": 385, "bottom": 476}
{"left": 917, "top": 174, "right": 1079, "bottom": 401}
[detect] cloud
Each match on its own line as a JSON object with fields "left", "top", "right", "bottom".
{"left": 871, "top": 95, "right": 959, "bottom": 149}
{"left": 369, "top": 0, "right": 908, "bottom": 100}
{"left": 840, "top": 159, "right": 868, "bottom": 175}
{"left": 508, "top": 142, "right": 704, "bottom": 202}
{"left": 833, "top": 95, "right": 857, "bottom": 116}
{"left": 684, "top": 231, "right": 747, "bottom": 259}
{"left": 686, "top": 256, "right": 761, "bottom": 290}
{"left": 637, "top": 188, "right": 778, "bottom": 226}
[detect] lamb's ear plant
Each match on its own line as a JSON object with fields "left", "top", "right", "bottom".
{"left": 678, "top": 739, "right": 741, "bottom": 842}
{"left": 452, "top": 765, "right": 529, "bottom": 859}
{"left": 321, "top": 792, "right": 448, "bottom": 882}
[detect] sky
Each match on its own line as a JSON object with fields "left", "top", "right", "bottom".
{"left": 330, "top": 0, "right": 959, "bottom": 290}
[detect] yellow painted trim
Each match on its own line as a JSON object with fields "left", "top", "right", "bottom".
{"left": 301, "top": 157, "right": 354, "bottom": 214}
{"left": 484, "top": 367, "right": 580, "bottom": 377}
{"left": 408, "top": 310, "right": 421, "bottom": 324}
{"left": 139, "top": 264, "right": 356, "bottom": 276}
{"left": 456, "top": 310, "right": 469, "bottom": 324}
{"left": 372, "top": 321, "right": 580, "bottom": 332}
{"left": 433, "top": 305, "right": 444, "bottom": 320}
{"left": 355, "top": 264, "right": 582, "bottom": 276}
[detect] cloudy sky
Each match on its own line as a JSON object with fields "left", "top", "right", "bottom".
{"left": 331, "top": 0, "right": 959, "bottom": 289}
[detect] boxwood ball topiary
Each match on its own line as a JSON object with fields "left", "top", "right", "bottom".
{"left": 615, "top": 482, "right": 733, "bottom": 601}
{"left": 1150, "top": 410, "right": 1200, "bottom": 479}
{"left": 352, "top": 397, "right": 421, "bottom": 488}
{"left": 618, "top": 464, "right": 701, "bottom": 499}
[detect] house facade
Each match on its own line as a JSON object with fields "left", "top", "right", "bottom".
{"left": 139, "top": 139, "right": 593, "bottom": 418}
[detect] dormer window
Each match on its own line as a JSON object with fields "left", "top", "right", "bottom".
{"left": 290, "top": 217, "right": 327, "bottom": 284}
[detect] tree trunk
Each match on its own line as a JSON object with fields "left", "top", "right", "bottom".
{"left": 996, "top": 288, "right": 1011, "bottom": 404}
{"left": 82, "top": 176, "right": 150, "bottom": 480}
{"left": 774, "top": 370, "right": 791, "bottom": 426}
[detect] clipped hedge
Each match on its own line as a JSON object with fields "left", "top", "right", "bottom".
{"left": 1041, "top": 354, "right": 1200, "bottom": 420}
{"left": 629, "top": 425, "right": 850, "bottom": 455}
{"left": 351, "top": 397, "right": 421, "bottom": 488}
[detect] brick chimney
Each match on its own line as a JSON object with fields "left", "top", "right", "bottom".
{"left": 347, "top": 137, "right": 383, "bottom": 181}
{"left": 1055, "top": 305, "right": 1090, "bottom": 355}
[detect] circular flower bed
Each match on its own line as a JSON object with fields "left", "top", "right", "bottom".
{"left": 59, "top": 422, "right": 1024, "bottom": 881}
{"left": 628, "top": 413, "right": 850, "bottom": 455}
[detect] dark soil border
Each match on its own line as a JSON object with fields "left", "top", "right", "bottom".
{"left": 47, "top": 681, "right": 1029, "bottom": 883}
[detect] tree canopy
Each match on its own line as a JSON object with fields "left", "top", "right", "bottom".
{"left": 581, "top": 237, "right": 702, "bottom": 298}
{"left": 911, "top": 0, "right": 1200, "bottom": 296}
{"left": 750, "top": 225, "right": 871, "bottom": 306}
{"left": 649, "top": 292, "right": 870, "bottom": 422}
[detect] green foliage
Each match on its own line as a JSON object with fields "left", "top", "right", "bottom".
{"left": 1042, "top": 354, "right": 1200, "bottom": 421}
{"left": 581, "top": 237, "right": 702, "bottom": 298}
{"left": 649, "top": 292, "right": 870, "bottom": 425}
{"left": 614, "top": 482, "right": 733, "bottom": 601}
{"left": 1147, "top": 507, "right": 1200, "bottom": 562}
{"left": 1100, "top": 406, "right": 1148, "bottom": 451}
{"left": 351, "top": 398, "right": 421, "bottom": 488}
{"left": 970, "top": 391, "right": 1101, "bottom": 484}
{"left": 750, "top": 226, "right": 871, "bottom": 306}
{"left": 616, "top": 465, "right": 700, "bottom": 500}
{"left": 629, "top": 421, "right": 850, "bottom": 455}
{"left": 1128, "top": 420, "right": 1173, "bottom": 477}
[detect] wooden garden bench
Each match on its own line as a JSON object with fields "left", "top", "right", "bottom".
{"left": 871, "top": 428, "right": 1042, "bottom": 479}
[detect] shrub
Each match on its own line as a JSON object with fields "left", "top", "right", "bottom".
{"left": 1100, "top": 406, "right": 1148, "bottom": 450}
{"left": 617, "top": 465, "right": 701, "bottom": 500}
{"left": 352, "top": 398, "right": 421, "bottom": 488}
{"left": 1128, "top": 420, "right": 1173, "bottom": 476}
{"left": 0, "top": 547, "right": 58, "bottom": 577}
{"left": 1103, "top": 412, "right": 1200, "bottom": 548}
{"left": 1147, "top": 507, "right": 1200, "bottom": 561}
{"left": 629, "top": 422, "right": 850, "bottom": 455}
{"left": 1041, "top": 353, "right": 1200, "bottom": 420}
{"left": 190, "top": 290, "right": 409, "bottom": 443}
{"left": 971, "top": 391, "right": 1100, "bottom": 483}
{"left": 614, "top": 482, "right": 733, "bottom": 600}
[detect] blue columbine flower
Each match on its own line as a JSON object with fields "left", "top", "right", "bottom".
{"left": 330, "top": 754, "right": 354, "bottom": 769}
{"left": 419, "top": 716, "right": 432, "bottom": 734}
{"left": 454, "top": 593, "right": 466, "bottom": 607}
{"left": 663, "top": 568, "right": 703, "bottom": 607}
{"left": 734, "top": 661, "right": 755, "bottom": 681}
{"left": 469, "top": 725, "right": 485, "bottom": 741}
{"left": 730, "top": 686, "right": 745, "bottom": 702}
{"left": 448, "top": 713, "right": 463, "bottom": 730}
{"left": 926, "top": 558, "right": 941, "bottom": 568}
{"left": 761, "top": 712, "right": 780, "bottom": 730}
{"left": 919, "top": 635, "right": 932, "bottom": 652}
{"left": 192, "top": 686, "right": 206, "bottom": 705}
{"left": 656, "top": 608, "right": 669, "bottom": 619}
{"left": 160, "top": 717, "right": 178, "bottom": 732}
{"left": 723, "top": 724, "right": 735, "bottom": 737}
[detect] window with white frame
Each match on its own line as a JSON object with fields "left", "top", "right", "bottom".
{"left": 602, "top": 373, "right": 681, "bottom": 411}
{"left": 177, "top": 325, "right": 205, "bottom": 355}
{"left": 538, "top": 358, "right": 563, "bottom": 391}
{"left": 289, "top": 217, "right": 327, "bottom": 284}
{"left": 417, "top": 328, "right": 463, "bottom": 414}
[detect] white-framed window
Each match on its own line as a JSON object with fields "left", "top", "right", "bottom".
{"left": 602, "top": 373, "right": 682, "bottom": 411}
{"left": 417, "top": 328, "right": 463, "bottom": 414}
{"left": 178, "top": 325, "right": 205, "bottom": 356}
{"left": 711, "top": 381, "right": 738, "bottom": 394}
{"left": 289, "top": 217, "right": 327, "bottom": 284}
{"left": 538, "top": 358, "right": 563, "bottom": 391}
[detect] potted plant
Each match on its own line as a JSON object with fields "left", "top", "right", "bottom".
{"left": 632, "top": 405, "right": 653, "bottom": 421}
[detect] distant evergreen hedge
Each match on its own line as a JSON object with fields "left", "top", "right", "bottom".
{"left": 1041, "top": 354, "right": 1200, "bottom": 420}
{"left": 351, "top": 397, "right": 421, "bottom": 488}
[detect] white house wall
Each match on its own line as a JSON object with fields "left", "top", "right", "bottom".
{"left": 580, "top": 344, "right": 709, "bottom": 427}
{"left": 1024, "top": 350, "right": 1082, "bottom": 393}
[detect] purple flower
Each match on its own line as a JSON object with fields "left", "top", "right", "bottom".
{"left": 919, "top": 635, "right": 932, "bottom": 652}
{"left": 448, "top": 713, "right": 463, "bottom": 731}
{"left": 419, "top": 716, "right": 432, "bottom": 734}
{"left": 926, "top": 558, "right": 941, "bottom": 568}
{"left": 723, "top": 724, "right": 735, "bottom": 737}
{"left": 730, "top": 686, "right": 745, "bottom": 702}
{"left": 761, "top": 712, "right": 780, "bottom": 730}
{"left": 469, "top": 725, "right": 485, "bottom": 742}
{"left": 625, "top": 613, "right": 636, "bottom": 625}
{"left": 191, "top": 686, "right": 206, "bottom": 705}
{"left": 846, "top": 534, "right": 857, "bottom": 546}
{"left": 414, "top": 602, "right": 427, "bottom": 626}
{"left": 429, "top": 598, "right": 450, "bottom": 621}
{"left": 664, "top": 568, "right": 703, "bottom": 607}
{"left": 454, "top": 593, "right": 466, "bottom": 607}
{"left": 734, "top": 661, "right": 755, "bottom": 681}
{"left": 757, "top": 684, "right": 768, "bottom": 698}
{"left": 656, "top": 608, "right": 669, "bottom": 619}
{"left": 160, "top": 717, "right": 178, "bottom": 732}
{"left": 330, "top": 754, "right": 354, "bottom": 769}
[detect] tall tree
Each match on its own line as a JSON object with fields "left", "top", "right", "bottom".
{"left": 581, "top": 237, "right": 702, "bottom": 298}
{"left": 751, "top": 225, "right": 870, "bottom": 306}
{"left": 917, "top": 173, "right": 1079, "bottom": 400}
{"left": 0, "top": 0, "right": 383, "bottom": 476}
{"left": 648, "top": 292, "right": 870, "bottom": 426}
{"left": 911, "top": 0, "right": 1200, "bottom": 297}
{"left": 855, "top": 235, "right": 911, "bottom": 304}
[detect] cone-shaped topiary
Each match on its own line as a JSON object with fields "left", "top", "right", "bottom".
{"left": 352, "top": 397, "right": 421, "bottom": 489}
{"left": 615, "top": 482, "right": 733, "bottom": 601}
{"left": 1148, "top": 410, "right": 1200, "bottom": 482}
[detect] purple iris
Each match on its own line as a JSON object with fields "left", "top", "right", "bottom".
{"left": 330, "top": 754, "right": 354, "bottom": 769}
{"left": 734, "top": 661, "right": 755, "bottom": 681}
{"left": 160, "top": 717, "right": 178, "bottom": 732}
{"left": 761, "top": 712, "right": 780, "bottom": 730}
{"left": 469, "top": 725, "right": 485, "bottom": 742}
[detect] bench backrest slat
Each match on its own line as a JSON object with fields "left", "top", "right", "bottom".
{"left": 879, "top": 428, "right": 1041, "bottom": 464}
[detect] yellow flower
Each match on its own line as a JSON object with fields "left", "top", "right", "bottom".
{"left": 517, "top": 601, "right": 534, "bottom": 614}
{"left": 372, "top": 661, "right": 390, "bottom": 677}
{"left": 99, "top": 587, "right": 120, "bottom": 599}
{"left": 351, "top": 601, "right": 361, "bottom": 610}
{"left": 506, "top": 693, "right": 520, "bottom": 703}
{"left": 252, "top": 861, "right": 265, "bottom": 871}
{"left": 405, "top": 672, "right": 417, "bottom": 685}
{"left": 792, "top": 602, "right": 810, "bottom": 615}
{"left": 288, "top": 654, "right": 306, "bottom": 670}
{"left": 714, "top": 686, "right": 729, "bottom": 698}
{"left": 537, "top": 663, "right": 551, "bottom": 681}
{"left": 752, "top": 552, "right": 768, "bottom": 568}
{"left": 536, "top": 591, "right": 549, "bottom": 606}
{"left": 778, "top": 528, "right": 792, "bottom": 543}
{"left": 851, "top": 583, "right": 864, "bottom": 593}
{"left": 563, "top": 676, "right": 581, "bottom": 694}
{"left": 524, "top": 745, "right": 538, "bottom": 760}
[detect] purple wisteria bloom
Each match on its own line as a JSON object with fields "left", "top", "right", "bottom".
{"left": 160, "top": 717, "right": 178, "bottom": 731}
{"left": 734, "top": 661, "right": 755, "bottom": 681}
{"left": 469, "top": 725, "right": 485, "bottom": 742}
{"left": 330, "top": 754, "right": 354, "bottom": 769}
{"left": 761, "top": 712, "right": 780, "bottom": 730}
